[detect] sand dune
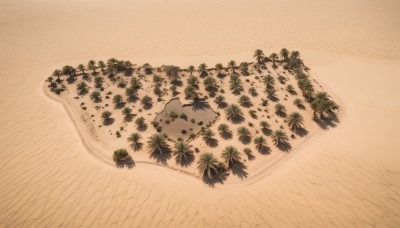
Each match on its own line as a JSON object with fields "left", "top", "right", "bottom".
{"left": 0, "top": 0, "right": 400, "bottom": 226}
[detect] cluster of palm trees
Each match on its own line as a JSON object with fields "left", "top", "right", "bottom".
{"left": 46, "top": 50, "right": 339, "bottom": 180}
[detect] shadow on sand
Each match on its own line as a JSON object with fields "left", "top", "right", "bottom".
{"left": 116, "top": 156, "right": 135, "bottom": 169}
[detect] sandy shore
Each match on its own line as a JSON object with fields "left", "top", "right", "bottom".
{"left": 1, "top": 0, "right": 400, "bottom": 226}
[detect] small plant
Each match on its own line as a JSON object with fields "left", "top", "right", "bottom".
{"left": 116, "top": 131, "right": 121, "bottom": 138}
{"left": 180, "top": 113, "right": 188, "bottom": 120}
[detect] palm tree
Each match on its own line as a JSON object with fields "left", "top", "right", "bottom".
{"left": 266, "top": 88, "right": 277, "bottom": 98}
{"left": 225, "top": 104, "right": 243, "bottom": 121}
{"left": 270, "top": 53, "right": 278, "bottom": 66}
{"left": 286, "top": 84, "right": 295, "bottom": 93}
{"left": 202, "top": 129, "right": 215, "bottom": 143}
{"left": 218, "top": 123, "right": 231, "bottom": 135}
{"left": 197, "top": 153, "right": 219, "bottom": 179}
{"left": 290, "top": 51, "right": 300, "bottom": 59}
{"left": 113, "top": 149, "right": 129, "bottom": 162}
{"left": 260, "top": 121, "right": 270, "bottom": 130}
{"left": 280, "top": 48, "right": 289, "bottom": 62}
{"left": 173, "top": 141, "right": 193, "bottom": 164}
{"left": 135, "top": 117, "right": 146, "bottom": 130}
{"left": 107, "top": 58, "right": 118, "bottom": 74}
{"left": 187, "top": 65, "right": 195, "bottom": 75}
{"left": 125, "top": 87, "right": 138, "bottom": 103}
{"left": 127, "top": 132, "right": 142, "bottom": 150}
{"left": 248, "top": 87, "right": 257, "bottom": 97}
{"left": 215, "top": 63, "right": 223, "bottom": 75}
{"left": 78, "top": 64, "right": 86, "bottom": 74}
{"left": 141, "top": 95, "right": 152, "bottom": 108}
{"left": 147, "top": 133, "right": 169, "bottom": 154}
{"left": 237, "top": 126, "right": 251, "bottom": 143}
{"left": 203, "top": 76, "right": 217, "bottom": 90}
{"left": 214, "top": 95, "right": 226, "bottom": 108}
{"left": 228, "top": 60, "right": 236, "bottom": 73}
{"left": 293, "top": 98, "right": 303, "bottom": 107}
{"left": 221, "top": 146, "right": 241, "bottom": 168}
{"left": 271, "top": 130, "right": 289, "bottom": 146}
{"left": 254, "top": 136, "right": 267, "bottom": 152}
{"left": 287, "top": 112, "right": 304, "bottom": 130}
{"left": 275, "top": 103, "right": 286, "bottom": 114}
{"left": 122, "top": 107, "right": 133, "bottom": 122}
{"left": 253, "top": 49, "right": 265, "bottom": 64}
{"left": 52, "top": 69, "right": 62, "bottom": 82}
{"left": 101, "top": 111, "right": 113, "bottom": 124}
{"left": 263, "top": 75, "right": 275, "bottom": 88}
{"left": 113, "top": 94, "right": 124, "bottom": 108}
{"left": 94, "top": 76, "right": 103, "bottom": 88}
{"left": 239, "top": 62, "right": 249, "bottom": 74}
{"left": 239, "top": 95, "right": 252, "bottom": 107}
{"left": 76, "top": 82, "right": 88, "bottom": 95}
{"left": 124, "top": 61, "right": 133, "bottom": 70}
{"left": 230, "top": 78, "right": 243, "bottom": 94}
{"left": 62, "top": 65, "right": 74, "bottom": 80}
{"left": 187, "top": 75, "right": 199, "bottom": 87}
{"left": 130, "top": 77, "right": 142, "bottom": 90}
{"left": 88, "top": 60, "right": 97, "bottom": 73}
{"left": 184, "top": 85, "right": 198, "bottom": 100}
{"left": 198, "top": 63, "right": 207, "bottom": 76}
{"left": 98, "top": 60, "right": 106, "bottom": 72}
{"left": 90, "top": 91, "right": 102, "bottom": 103}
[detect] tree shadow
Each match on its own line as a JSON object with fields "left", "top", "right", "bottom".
{"left": 137, "top": 124, "right": 148, "bottom": 132}
{"left": 202, "top": 170, "right": 228, "bottom": 188}
{"left": 175, "top": 153, "right": 195, "bottom": 167}
{"left": 103, "top": 118, "right": 114, "bottom": 126}
{"left": 186, "top": 100, "right": 210, "bottom": 111}
{"left": 217, "top": 73, "right": 227, "bottom": 79}
{"left": 116, "top": 156, "right": 135, "bottom": 169}
{"left": 149, "top": 147, "right": 172, "bottom": 165}
{"left": 313, "top": 113, "right": 340, "bottom": 130}
{"left": 239, "top": 135, "right": 252, "bottom": 145}
{"left": 257, "top": 145, "right": 271, "bottom": 155}
{"left": 143, "top": 103, "right": 153, "bottom": 110}
{"left": 124, "top": 115, "right": 133, "bottom": 122}
{"left": 131, "top": 142, "right": 143, "bottom": 151}
{"left": 124, "top": 68, "right": 133, "bottom": 76}
{"left": 277, "top": 141, "right": 292, "bottom": 152}
{"left": 268, "top": 95, "right": 279, "bottom": 102}
{"left": 276, "top": 111, "right": 287, "bottom": 118}
{"left": 67, "top": 77, "right": 77, "bottom": 84}
{"left": 115, "top": 102, "right": 125, "bottom": 109}
{"left": 240, "top": 102, "right": 253, "bottom": 108}
{"left": 297, "top": 104, "right": 306, "bottom": 110}
{"left": 217, "top": 102, "right": 228, "bottom": 109}
{"left": 230, "top": 162, "right": 248, "bottom": 179}
{"left": 245, "top": 152, "right": 255, "bottom": 161}
{"left": 294, "top": 127, "right": 309, "bottom": 137}
{"left": 220, "top": 132, "right": 233, "bottom": 140}
{"left": 205, "top": 138, "right": 219, "bottom": 147}
{"left": 229, "top": 115, "right": 245, "bottom": 124}
{"left": 262, "top": 128, "right": 272, "bottom": 136}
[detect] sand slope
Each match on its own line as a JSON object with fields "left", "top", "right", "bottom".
{"left": 0, "top": 0, "right": 400, "bottom": 226}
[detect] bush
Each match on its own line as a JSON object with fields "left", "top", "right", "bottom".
{"left": 165, "top": 120, "right": 171, "bottom": 124}
{"left": 198, "top": 121, "right": 204, "bottom": 126}
{"left": 116, "top": 131, "right": 121, "bottom": 138}
{"left": 180, "top": 113, "right": 188, "bottom": 120}
{"left": 169, "top": 111, "right": 178, "bottom": 119}
{"left": 181, "top": 130, "right": 187, "bottom": 134}
{"left": 191, "top": 119, "right": 196, "bottom": 123}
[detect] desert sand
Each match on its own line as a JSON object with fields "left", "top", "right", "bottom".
{"left": 1, "top": 0, "right": 400, "bottom": 226}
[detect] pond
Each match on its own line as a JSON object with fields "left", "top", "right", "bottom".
{"left": 154, "top": 98, "right": 219, "bottom": 140}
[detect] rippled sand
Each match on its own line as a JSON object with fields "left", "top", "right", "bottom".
{"left": 0, "top": 0, "right": 399, "bottom": 226}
